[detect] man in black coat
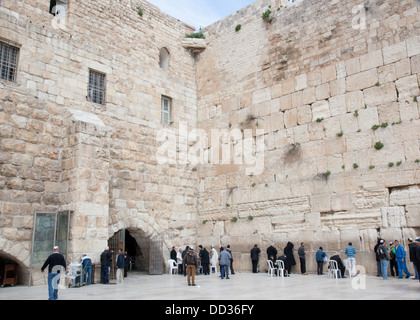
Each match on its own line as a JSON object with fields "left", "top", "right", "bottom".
{"left": 199, "top": 246, "right": 210, "bottom": 275}
{"left": 250, "top": 244, "right": 261, "bottom": 273}
{"left": 415, "top": 237, "right": 420, "bottom": 283}
{"left": 267, "top": 244, "right": 278, "bottom": 262}
{"left": 330, "top": 255, "right": 346, "bottom": 278}
{"left": 284, "top": 242, "right": 296, "bottom": 276}
{"left": 100, "top": 246, "right": 112, "bottom": 284}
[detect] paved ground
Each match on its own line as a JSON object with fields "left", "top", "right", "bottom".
{"left": 0, "top": 271, "right": 418, "bottom": 300}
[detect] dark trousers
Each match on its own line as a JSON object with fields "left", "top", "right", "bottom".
{"left": 299, "top": 257, "right": 306, "bottom": 274}
{"left": 317, "top": 261, "right": 324, "bottom": 275}
{"left": 390, "top": 258, "right": 398, "bottom": 277}
{"left": 203, "top": 263, "right": 210, "bottom": 275}
{"left": 101, "top": 265, "right": 109, "bottom": 284}
{"left": 252, "top": 259, "right": 258, "bottom": 273}
{"left": 230, "top": 261, "right": 235, "bottom": 274}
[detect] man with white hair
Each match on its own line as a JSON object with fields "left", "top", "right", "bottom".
{"left": 41, "top": 246, "right": 66, "bottom": 300}
{"left": 81, "top": 253, "right": 92, "bottom": 285}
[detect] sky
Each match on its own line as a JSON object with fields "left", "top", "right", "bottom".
{"left": 146, "top": 0, "right": 257, "bottom": 30}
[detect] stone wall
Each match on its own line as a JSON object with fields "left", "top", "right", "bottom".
{"left": 0, "top": 0, "right": 199, "bottom": 284}
{"left": 0, "top": 0, "right": 419, "bottom": 284}
{"left": 195, "top": 0, "right": 420, "bottom": 274}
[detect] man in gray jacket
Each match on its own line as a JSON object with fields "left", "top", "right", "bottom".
{"left": 377, "top": 239, "right": 390, "bottom": 280}
{"left": 219, "top": 247, "right": 232, "bottom": 280}
{"left": 298, "top": 243, "right": 308, "bottom": 275}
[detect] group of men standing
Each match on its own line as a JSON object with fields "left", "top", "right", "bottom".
{"left": 170, "top": 245, "right": 235, "bottom": 286}
{"left": 375, "top": 237, "right": 420, "bottom": 281}
{"left": 40, "top": 246, "right": 130, "bottom": 300}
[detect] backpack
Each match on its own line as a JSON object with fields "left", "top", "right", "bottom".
{"left": 378, "top": 246, "right": 386, "bottom": 259}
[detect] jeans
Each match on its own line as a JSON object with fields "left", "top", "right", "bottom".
{"left": 380, "top": 259, "right": 389, "bottom": 280}
{"left": 397, "top": 259, "right": 411, "bottom": 278}
{"left": 317, "top": 261, "right": 324, "bottom": 275}
{"left": 413, "top": 263, "right": 419, "bottom": 279}
{"left": 221, "top": 265, "right": 229, "bottom": 279}
{"left": 47, "top": 273, "right": 61, "bottom": 300}
{"left": 83, "top": 266, "right": 92, "bottom": 285}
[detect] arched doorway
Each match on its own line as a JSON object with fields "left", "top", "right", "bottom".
{"left": 0, "top": 251, "right": 26, "bottom": 287}
{"left": 107, "top": 229, "right": 164, "bottom": 277}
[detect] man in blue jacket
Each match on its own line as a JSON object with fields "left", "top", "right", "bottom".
{"left": 394, "top": 240, "right": 411, "bottom": 279}
{"left": 345, "top": 242, "right": 357, "bottom": 277}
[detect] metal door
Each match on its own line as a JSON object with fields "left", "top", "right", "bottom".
{"left": 149, "top": 235, "right": 163, "bottom": 275}
{"left": 108, "top": 230, "right": 125, "bottom": 280}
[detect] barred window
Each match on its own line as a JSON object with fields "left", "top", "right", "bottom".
{"left": 88, "top": 70, "right": 106, "bottom": 104}
{"left": 0, "top": 42, "right": 19, "bottom": 82}
{"left": 161, "top": 96, "right": 171, "bottom": 124}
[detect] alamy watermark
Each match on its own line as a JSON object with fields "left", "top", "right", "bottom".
{"left": 156, "top": 122, "right": 265, "bottom": 176}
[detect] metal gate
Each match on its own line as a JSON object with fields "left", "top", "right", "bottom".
{"left": 108, "top": 230, "right": 125, "bottom": 280}
{"left": 149, "top": 235, "right": 163, "bottom": 275}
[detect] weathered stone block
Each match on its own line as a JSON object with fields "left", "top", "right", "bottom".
{"left": 363, "top": 82, "right": 397, "bottom": 106}
{"left": 346, "top": 69, "right": 378, "bottom": 92}
{"left": 382, "top": 41, "right": 407, "bottom": 64}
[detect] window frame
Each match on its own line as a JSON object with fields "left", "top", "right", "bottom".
{"left": 0, "top": 40, "right": 20, "bottom": 83}
{"left": 161, "top": 96, "right": 172, "bottom": 125}
{"left": 87, "top": 69, "right": 106, "bottom": 105}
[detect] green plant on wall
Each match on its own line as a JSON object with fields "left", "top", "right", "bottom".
{"left": 262, "top": 8, "right": 272, "bottom": 22}
{"left": 186, "top": 31, "right": 205, "bottom": 39}
{"left": 136, "top": 6, "right": 143, "bottom": 17}
{"left": 235, "top": 24, "right": 242, "bottom": 32}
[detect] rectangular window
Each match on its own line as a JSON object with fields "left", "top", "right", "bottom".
{"left": 88, "top": 69, "right": 106, "bottom": 104}
{"left": 161, "top": 96, "right": 171, "bottom": 124}
{"left": 0, "top": 41, "right": 19, "bottom": 82}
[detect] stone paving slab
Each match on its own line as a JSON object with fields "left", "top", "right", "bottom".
{"left": 0, "top": 272, "right": 418, "bottom": 300}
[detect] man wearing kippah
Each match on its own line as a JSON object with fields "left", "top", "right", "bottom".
{"left": 41, "top": 246, "right": 66, "bottom": 300}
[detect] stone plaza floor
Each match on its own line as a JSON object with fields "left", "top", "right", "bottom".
{"left": 0, "top": 271, "right": 418, "bottom": 300}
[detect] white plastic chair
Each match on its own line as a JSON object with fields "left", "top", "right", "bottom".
{"left": 267, "top": 260, "right": 276, "bottom": 277}
{"left": 276, "top": 260, "right": 286, "bottom": 278}
{"left": 168, "top": 259, "right": 178, "bottom": 275}
{"left": 210, "top": 260, "right": 218, "bottom": 274}
{"left": 327, "top": 260, "right": 339, "bottom": 279}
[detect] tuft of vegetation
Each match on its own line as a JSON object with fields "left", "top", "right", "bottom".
{"left": 369, "top": 165, "right": 375, "bottom": 170}
{"left": 231, "top": 217, "right": 238, "bottom": 223}
{"left": 374, "top": 142, "right": 384, "bottom": 150}
{"left": 353, "top": 163, "right": 359, "bottom": 169}
{"left": 388, "top": 162, "right": 395, "bottom": 168}
{"left": 185, "top": 31, "right": 205, "bottom": 39}
{"left": 337, "top": 131, "right": 344, "bottom": 137}
{"left": 235, "top": 24, "right": 242, "bottom": 32}
{"left": 136, "top": 6, "right": 143, "bottom": 17}
{"left": 316, "top": 117, "right": 324, "bottom": 123}
{"left": 262, "top": 8, "right": 272, "bottom": 22}
{"left": 248, "top": 216, "right": 254, "bottom": 221}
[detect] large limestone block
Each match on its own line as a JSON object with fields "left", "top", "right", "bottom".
{"left": 381, "top": 207, "right": 407, "bottom": 228}
{"left": 382, "top": 41, "right": 407, "bottom": 64}
{"left": 363, "top": 83, "right": 398, "bottom": 107}
{"left": 311, "top": 100, "right": 330, "bottom": 121}
{"left": 405, "top": 205, "right": 420, "bottom": 227}
{"left": 406, "top": 35, "right": 420, "bottom": 57}
{"left": 346, "top": 69, "right": 378, "bottom": 92}
{"left": 395, "top": 75, "right": 420, "bottom": 102}
{"left": 360, "top": 50, "right": 383, "bottom": 71}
